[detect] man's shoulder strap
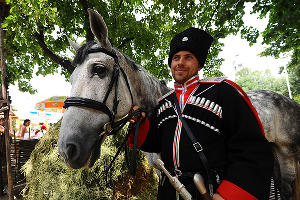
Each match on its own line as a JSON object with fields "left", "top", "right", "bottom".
{"left": 158, "top": 89, "right": 174, "bottom": 102}
{"left": 199, "top": 76, "right": 227, "bottom": 83}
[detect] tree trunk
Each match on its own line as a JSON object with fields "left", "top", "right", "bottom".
{"left": 0, "top": 8, "right": 13, "bottom": 200}
{"left": 3, "top": 103, "right": 12, "bottom": 200}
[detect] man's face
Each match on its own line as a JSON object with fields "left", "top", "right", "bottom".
{"left": 171, "top": 51, "right": 200, "bottom": 84}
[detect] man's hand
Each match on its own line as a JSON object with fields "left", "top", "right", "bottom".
{"left": 212, "top": 193, "right": 224, "bottom": 200}
{"left": 129, "top": 106, "right": 146, "bottom": 123}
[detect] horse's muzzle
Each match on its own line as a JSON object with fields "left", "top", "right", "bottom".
{"left": 59, "top": 142, "right": 85, "bottom": 169}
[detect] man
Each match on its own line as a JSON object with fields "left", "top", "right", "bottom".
{"left": 129, "top": 27, "right": 274, "bottom": 200}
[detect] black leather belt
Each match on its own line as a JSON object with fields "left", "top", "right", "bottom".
{"left": 165, "top": 167, "right": 204, "bottom": 178}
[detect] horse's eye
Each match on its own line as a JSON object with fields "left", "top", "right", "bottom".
{"left": 92, "top": 64, "right": 107, "bottom": 78}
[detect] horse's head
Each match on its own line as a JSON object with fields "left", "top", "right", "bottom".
{"left": 58, "top": 9, "right": 137, "bottom": 169}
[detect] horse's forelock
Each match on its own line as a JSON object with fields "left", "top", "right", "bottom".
{"left": 72, "top": 41, "right": 97, "bottom": 66}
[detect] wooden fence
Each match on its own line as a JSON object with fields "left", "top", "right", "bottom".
{"left": 0, "top": 138, "right": 39, "bottom": 197}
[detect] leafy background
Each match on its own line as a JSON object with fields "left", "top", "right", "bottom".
{"left": 2, "top": 0, "right": 298, "bottom": 95}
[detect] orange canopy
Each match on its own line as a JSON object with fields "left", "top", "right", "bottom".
{"left": 35, "top": 96, "right": 68, "bottom": 113}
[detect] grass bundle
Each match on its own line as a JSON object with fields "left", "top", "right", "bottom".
{"left": 22, "top": 121, "right": 158, "bottom": 199}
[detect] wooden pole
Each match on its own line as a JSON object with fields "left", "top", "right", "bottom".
{"left": 3, "top": 103, "right": 12, "bottom": 200}
{"left": 0, "top": 16, "right": 13, "bottom": 200}
{"left": 294, "top": 161, "right": 300, "bottom": 200}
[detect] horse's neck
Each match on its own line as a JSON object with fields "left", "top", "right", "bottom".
{"left": 130, "top": 69, "right": 171, "bottom": 113}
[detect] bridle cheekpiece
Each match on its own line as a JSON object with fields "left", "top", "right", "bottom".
{"left": 63, "top": 47, "right": 134, "bottom": 133}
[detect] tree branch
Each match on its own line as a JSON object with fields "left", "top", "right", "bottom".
{"left": 0, "top": 1, "right": 10, "bottom": 21}
{"left": 113, "top": 0, "right": 124, "bottom": 30}
{"left": 79, "top": 0, "right": 94, "bottom": 42}
{"left": 117, "top": 37, "right": 134, "bottom": 49}
{"left": 34, "top": 30, "right": 75, "bottom": 74}
{"left": 0, "top": 1, "right": 10, "bottom": 100}
{"left": 118, "top": 0, "right": 124, "bottom": 11}
{"left": 205, "top": 0, "right": 221, "bottom": 31}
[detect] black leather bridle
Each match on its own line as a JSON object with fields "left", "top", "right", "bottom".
{"left": 63, "top": 47, "right": 135, "bottom": 133}
{"left": 63, "top": 47, "right": 143, "bottom": 188}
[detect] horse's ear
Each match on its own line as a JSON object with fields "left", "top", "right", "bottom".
{"left": 88, "top": 9, "right": 112, "bottom": 51}
{"left": 67, "top": 36, "right": 81, "bottom": 51}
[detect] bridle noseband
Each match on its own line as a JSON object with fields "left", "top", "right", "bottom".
{"left": 63, "top": 47, "right": 134, "bottom": 132}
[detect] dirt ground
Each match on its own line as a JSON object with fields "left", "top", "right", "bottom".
{"left": 0, "top": 195, "right": 7, "bottom": 200}
{"left": 0, "top": 190, "right": 22, "bottom": 200}
{"left": 0, "top": 194, "right": 21, "bottom": 200}
{"left": 0, "top": 193, "right": 22, "bottom": 200}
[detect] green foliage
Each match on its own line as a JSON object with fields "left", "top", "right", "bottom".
{"left": 288, "top": 66, "right": 300, "bottom": 98}
{"left": 293, "top": 94, "right": 300, "bottom": 104}
{"left": 250, "top": 0, "right": 300, "bottom": 70}
{"left": 240, "top": 26, "right": 259, "bottom": 46}
{"left": 22, "top": 121, "right": 158, "bottom": 200}
{"left": 3, "top": 0, "right": 262, "bottom": 92}
{"left": 235, "top": 67, "right": 289, "bottom": 96}
{"left": 3, "top": 0, "right": 298, "bottom": 95}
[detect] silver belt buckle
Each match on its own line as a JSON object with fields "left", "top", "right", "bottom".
{"left": 193, "top": 142, "right": 203, "bottom": 152}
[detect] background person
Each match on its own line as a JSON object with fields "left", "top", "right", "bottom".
{"left": 20, "top": 119, "right": 31, "bottom": 140}
{"left": 0, "top": 118, "right": 5, "bottom": 136}
{"left": 0, "top": 117, "right": 14, "bottom": 141}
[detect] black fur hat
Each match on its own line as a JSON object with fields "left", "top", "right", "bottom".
{"left": 168, "top": 27, "right": 213, "bottom": 67}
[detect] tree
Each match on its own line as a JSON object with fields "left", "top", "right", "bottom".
{"left": 1, "top": 0, "right": 299, "bottom": 94}
{"left": 242, "top": 0, "right": 299, "bottom": 71}
{"left": 2, "top": 0, "right": 263, "bottom": 93}
{"left": 235, "top": 67, "right": 289, "bottom": 96}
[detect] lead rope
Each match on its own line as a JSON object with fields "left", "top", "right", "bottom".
{"left": 105, "top": 109, "right": 143, "bottom": 191}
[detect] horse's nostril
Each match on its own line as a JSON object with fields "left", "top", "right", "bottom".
{"left": 66, "top": 143, "right": 79, "bottom": 161}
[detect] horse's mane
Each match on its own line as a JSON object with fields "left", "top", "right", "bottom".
{"left": 119, "top": 50, "right": 171, "bottom": 110}
{"left": 120, "top": 52, "right": 140, "bottom": 71}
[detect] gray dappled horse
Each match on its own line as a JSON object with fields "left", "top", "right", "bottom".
{"left": 58, "top": 9, "right": 299, "bottom": 200}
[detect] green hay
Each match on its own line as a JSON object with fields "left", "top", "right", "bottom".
{"left": 22, "top": 121, "right": 158, "bottom": 200}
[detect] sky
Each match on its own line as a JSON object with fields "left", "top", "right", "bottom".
{"left": 9, "top": 73, "right": 71, "bottom": 122}
{"left": 8, "top": 3, "right": 290, "bottom": 122}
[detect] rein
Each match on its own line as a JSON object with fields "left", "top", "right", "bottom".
{"left": 104, "top": 112, "right": 143, "bottom": 191}
{"left": 63, "top": 47, "right": 143, "bottom": 189}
